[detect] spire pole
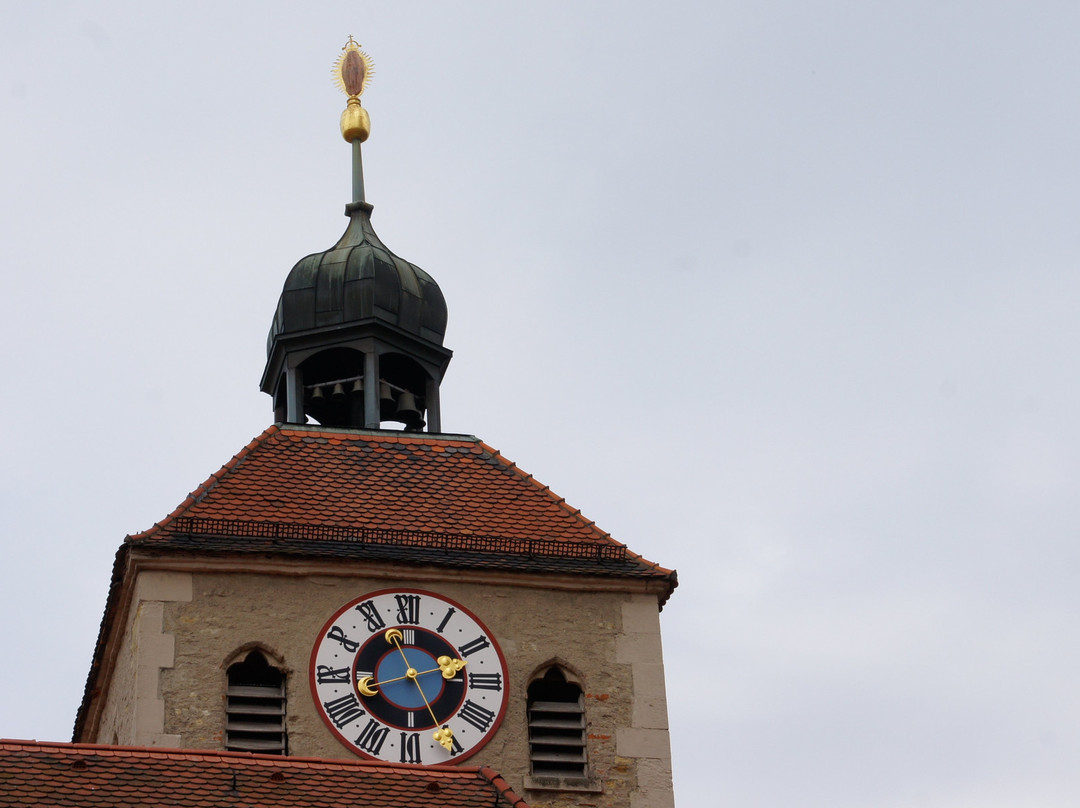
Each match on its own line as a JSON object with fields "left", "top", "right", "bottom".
{"left": 352, "top": 140, "right": 366, "bottom": 204}
{"left": 334, "top": 36, "right": 374, "bottom": 204}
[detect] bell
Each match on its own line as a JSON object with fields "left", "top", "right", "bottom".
{"left": 331, "top": 383, "right": 346, "bottom": 401}
{"left": 350, "top": 378, "right": 364, "bottom": 396}
{"left": 395, "top": 390, "right": 425, "bottom": 430}
{"left": 309, "top": 385, "right": 325, "bottom": 402}
{"left": 379, "top": 381, "right": 396, "bottom": 420}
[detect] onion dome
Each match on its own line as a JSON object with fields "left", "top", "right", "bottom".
{"left": 267, "top": 203, "right": 448, "bottom": 349}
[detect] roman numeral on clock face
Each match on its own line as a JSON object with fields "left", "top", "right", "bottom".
{"left": 316, "top": 665, "right": 351, "bottom": 684}
{"left": 394, "top": 593, "right": 421, "bottom": 624}
{"left": 323, "top": 694, "right": 366, "bottom": 729}
{"left": 467, "top": 672, "right": 503, "bottom": 691}
{"left": 458, "top": 635, "right": 491, "bottom": 658}
{"left": 436, "top": 607, "right": 456, "bottom": 633}
{"left": 447, "top": 732, "right": 464, "bottom": 756}
{"left": 399, "top": 732, "right": 422, "bottom": 764}
{"left": 458, "top": 699, "right": 496, "bottom": 732}
{"left": 355, "top": 719, "right": 390, "bottom": 755}
{"left": 354, "top": 600, "right": 386, "bottom": 632}
{"left": 326, "top": 626, "right": 359, "bottom": 653}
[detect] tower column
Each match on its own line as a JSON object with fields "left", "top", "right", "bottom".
{"left": 426, "top": 376, "right": 441, "bottom": 433}
{"left": 285, "top": 365, "right": 304, "bottom": 424}
{"left": 363, "top": 350, "right": 379, "bottom": 429}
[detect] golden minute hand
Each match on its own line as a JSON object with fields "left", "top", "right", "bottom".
{"left": 385, "top": 629, "right": 456, "bottom": 751}
{"left": 408, "top": 668, "right": 455, "bottom": 751}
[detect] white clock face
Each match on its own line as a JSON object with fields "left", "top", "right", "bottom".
{"left": 309, "top": 589, "right": 509, "bottom": 764}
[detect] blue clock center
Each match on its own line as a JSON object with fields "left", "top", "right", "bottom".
{"left": 375, "top": 647, "right": 445, "bottom": 709}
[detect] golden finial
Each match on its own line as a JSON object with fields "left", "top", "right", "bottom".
{"left": 334, "top": 36, "right": 374, "bottom": 143}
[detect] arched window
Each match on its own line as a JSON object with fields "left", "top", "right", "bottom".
{"left": 527, "top": 666, "right": 587, "bottom": 779}
{"left": 225, "top": 650, "right": 287, "bottom": 754}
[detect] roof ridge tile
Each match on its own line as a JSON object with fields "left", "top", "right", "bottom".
{"left": 478, "top": 766, "right": 530, "bottom": 807}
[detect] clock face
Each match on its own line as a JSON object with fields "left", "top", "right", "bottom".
{"left": 309, "top": 589, "right": 509, "bottom": 764}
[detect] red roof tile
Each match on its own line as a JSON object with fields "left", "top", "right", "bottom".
{"left": 0, "top": 740, "right": 528, "bottom": 807}
{"left": 142, "top": 426, "right": 606, "bottom": 541}
{"left": 129, "top": 424, "right": 674, "bottom": 582}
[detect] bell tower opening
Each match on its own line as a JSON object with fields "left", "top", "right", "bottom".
{"left": 296, "top": 348, "right": 365, "bottom": 428}
{"left": 272, "top": 347, "right": 440, "bottom": 431}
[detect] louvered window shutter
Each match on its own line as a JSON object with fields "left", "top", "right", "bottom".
{"left": 527, "top": 668, "right": 587, "bottom": 778}
{"left": 225, "top": 651, "right": 287, "bottom": 754}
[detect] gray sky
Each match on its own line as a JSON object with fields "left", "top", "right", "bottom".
{"left": 3, "top": 3, "right": 1079, "bottom": 805}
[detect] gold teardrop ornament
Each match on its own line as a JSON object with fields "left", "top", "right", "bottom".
{"left": 341, "top": 100, "right": 370, "bottom": 143}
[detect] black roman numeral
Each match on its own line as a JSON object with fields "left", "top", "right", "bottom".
{"left": 355, "top": 719, "right": 390, "bottom": 755}
{"left": 467, "top": 672, "right": 503, "bottom": 691}
{"left": 448, "top": 732, "right": 464, "bottom": 756}
{"left": 436, "top": 607, "right": 456, "bottom": 633}
{"left": 326, "top": 626, "right": 359, "bottom": 653}
{"left": 394, "top": 594, "right": 421, "bottom": 624}
{"left": 399, "top": 732, "right": 422, "bottom": 764}
{"left": 458, "top": 699, "right": 496, "bottom": 732}
{"left": 458, "top": 635, "right": 491, "bottom": 658}
{"left": 354, "top": 600, "right": 386, "bottom": 632}
{"left": 316, "top": 665, "right": 351, "bottom": 684}
{"left": 324, "top": 694, "right": 366, "bottom": 729}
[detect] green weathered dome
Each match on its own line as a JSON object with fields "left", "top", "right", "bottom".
{"left": 266, "top": 202, "right": 447, "bottom": 355}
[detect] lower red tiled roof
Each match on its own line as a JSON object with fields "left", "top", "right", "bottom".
{"left": 129, "top": 424, "right": 674, "bottom": 582}
{"left": 0, "top": 740, "right": 528, "bottom": 807}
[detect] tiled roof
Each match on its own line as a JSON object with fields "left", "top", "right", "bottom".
{"left": 0, "top": 740, "right": 528, "bottom": 807}
{"left": 129, "top": 424, "right": 674, "bottom": 583}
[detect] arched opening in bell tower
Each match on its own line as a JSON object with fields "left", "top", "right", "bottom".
{"left": 287, "top": 347, "right": 437, "bottom": 431}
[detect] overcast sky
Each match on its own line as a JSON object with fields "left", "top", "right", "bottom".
{"left": 3, "top": 3, "right": 1080, "bottom": 806}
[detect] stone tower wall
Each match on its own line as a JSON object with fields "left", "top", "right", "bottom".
{"left": 97, "top": 566, "right": 675, "bottom": 808}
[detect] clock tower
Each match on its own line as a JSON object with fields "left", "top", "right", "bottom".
{"left": 74, "top": 39, "right": 677, "bottom": 808}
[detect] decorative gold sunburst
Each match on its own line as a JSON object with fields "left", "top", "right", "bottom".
{"left": 332, "top": 35, "right": 374, "bottom": 98}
